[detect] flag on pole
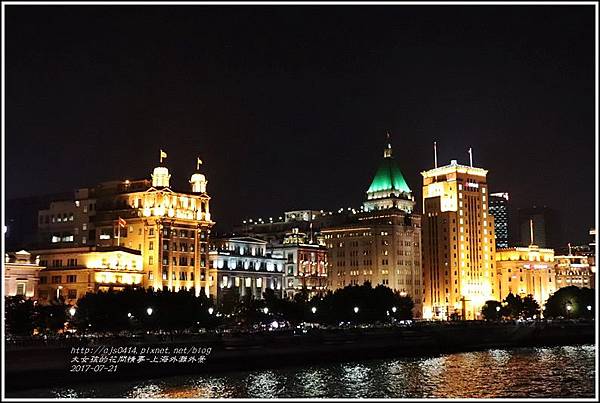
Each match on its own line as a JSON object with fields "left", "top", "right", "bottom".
{"left": 118, "top": 217, "right": 127, "bottom": 228}
{"left": 160, "top": 149, "right": 167, "bottom": 163}
{"left": 197, "top": 157, "right": 203, "bottom": 170}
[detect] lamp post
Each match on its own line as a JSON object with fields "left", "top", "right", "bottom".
{"left": 263, "top": 307, "right": 269, "bottom": 314}
{"left": 146, "top": 307, "right": 153, "bottom": 316}
{"left": 566, "top": 302, "right": 572, "bottom": 320}
{"left": 208, "top": 307, "right": 214, "bottom": 315}
{"left": 311, "top": 306, "right": 317, "bottom": 314}
{"left": 69, "top": 307, "right": 77, "bottom": 317}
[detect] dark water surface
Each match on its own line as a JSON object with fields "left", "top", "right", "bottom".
{"left": 10, "top": 345, "right": 596, "bottom": 398}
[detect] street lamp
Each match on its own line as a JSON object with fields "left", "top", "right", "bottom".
{"left": 146, "top": 307, "right": 153, "bottom": 316}
{"left": 353, "top": 306, "right": 359, "bottom": 314}
{"left": 208, "top": 307, "right": 214, "bottom": 315}
{"left": 127, "top": 312, "right": 133, "bottom": 318}
{"left": 587, "top": 305, "right": 592, "bottom": 311}
{"left": 69, "top": 307, "right": 77, "bottom": 317}
{"left": 566, "top": 303, "right": 572, "bottom": 320}
{"left": 392, "top": 307, "right": 397, "bottom": 313}
{"left": 263, "top": 307, "right": 269, "bottom": 314}
{"left": 496, "top": 306, "right": 501, "bottom": 312}
{"left": 311, "top": 306, "right": 317, "bottom": 314}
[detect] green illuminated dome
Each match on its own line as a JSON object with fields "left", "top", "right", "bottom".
{"left": 366, "top": 137, "right": 411, "bottom": 196}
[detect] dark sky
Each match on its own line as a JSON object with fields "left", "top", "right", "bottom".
{"left": 5, "top": 5, "right": 596, "bottom": 244}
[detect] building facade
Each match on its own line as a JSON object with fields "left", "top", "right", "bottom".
{"left": 323, "top": 136, "right": 423, "bottom": 317}
{"left": 208, "top": 237, "right": 285, "bottom": 302}
{"left": 32, "top": 246, "right": 144, "bottom": 305}
{"left": 90, "top": 163, "right": 215, "bottom": 296}
{"left": 495, "top": 246, "right": 556, "bottom": 305}
{"left": 4, "top": 250, "right": 44, "bottom": 298}
{"left": 233, "top": 209, "right": 354, "bottom": 245}
{"left": 270, "top": 228, "right": 329, "bottom": 298}
{"left": 489, "top": 192, "right": 509, "bottom": 248}
{"left": 421, "top": 159, "right": 497, "bottom": 320}
{"left": 554, "top": 254, "right": 595, "bottom": 290}
{"left": 14, "top": 157, "right": 216, "bottom": 300}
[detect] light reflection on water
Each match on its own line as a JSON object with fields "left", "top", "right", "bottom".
{"left": 12, "top": 345, "right": 596, "bottom": 398}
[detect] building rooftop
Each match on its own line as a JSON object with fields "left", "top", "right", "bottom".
{"left": 421, "top": 159, "right": 488, "bottom": 178}
{"left": 367, "top": 134, "right": 411, "bottom": 196}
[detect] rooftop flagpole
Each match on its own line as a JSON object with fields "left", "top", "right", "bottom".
{"left": 468, "top": 147, "right": 473, "bottom": 167}
{"left": 434, "top": 141, "right": 438, "bottom": 168}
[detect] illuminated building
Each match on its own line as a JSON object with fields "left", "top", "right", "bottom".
{"left": 323, "top": 135, "right": 422, "bottom": 317}
{"left": 270, "top": 228, "right": 328, "bottom": 298}
{"left": 91, "top": 159, "right": 215, "bottom": 296}
{"left": 517, "top": 206, "right": 562, "bottom": 249}
{"left": 4, "top": 250, "right": 44, "bottom": 298}
{"left": 568, "top": 228, "right": 596, "bottom": 274}
{"left": 6, "top": 193, "right": 71, "bottom": 250}
{"left": 233, "top": 209, "right": 351, "bottom": 244}
{"left": 26, "top": 155, "right": 215, "bottom": 297}
{"left": 208, "top": 237, "right": 285, "bottom": 302}
{"left": 421, "top": 159, "right": 496, "bottom": 320}
{"left": 489, "top": 192, "right": 509, "bottom": 248}
{"left": 495, "top": 246, "right": 556, "bottom": 305}
{"left": 554, "top": 254, "right": 595, "bottom": 289}
{"left": 32, "top": 246, "right": 144, "bottom": 305}
{"left": 37, "top": 188, "right": 97, "bottom": 247}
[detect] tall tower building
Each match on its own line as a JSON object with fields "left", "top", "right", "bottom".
{"left": 324, "top": 134, "right": 422, "bottom": 317}
{"left": 421, "top": 159, "right": 497, "bottom": 320}
{"left": 489, "top": 192, "right": 509, "bottom": 248}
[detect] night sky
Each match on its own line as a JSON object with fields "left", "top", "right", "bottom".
{"left": 5, "top": 5, "right": 596, "bottom": 244}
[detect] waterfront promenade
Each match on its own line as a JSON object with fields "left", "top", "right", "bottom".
{"left": 5, "top": 320, "right": 595, "bottom": 392}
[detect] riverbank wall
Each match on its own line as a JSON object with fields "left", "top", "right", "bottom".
{"left": 5, "top": 321, "right": 595, "bottom": 391}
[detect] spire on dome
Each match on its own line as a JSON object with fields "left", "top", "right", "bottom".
{"left": 383, "top": 131, "right": 393, "bottom": 158}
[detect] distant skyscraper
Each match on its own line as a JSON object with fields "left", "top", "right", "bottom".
{"left": 489, "top": 192, "right": 509, "bottom": 248}
{"left": 517, "top": 206, "right": 561, "bottom": 248}
{"left": 421, "top": 159, "right": 497, "bottom": 320}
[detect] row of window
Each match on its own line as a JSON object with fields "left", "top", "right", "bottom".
{"left": 40, "top": 274, "right": 77, "bottom": 284}
{"left": 148, "top": 240, "right": 199, "bottom": 253}
{"left": 40, "top": 213, "right": 74, "bottom": 224}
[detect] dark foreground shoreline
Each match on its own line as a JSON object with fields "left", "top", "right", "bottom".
{"left": 5, "top": 321, "right": 595, "bottom": 392}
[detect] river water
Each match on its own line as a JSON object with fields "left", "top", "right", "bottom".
{"left": 10, "top": 345, "right": 596, "bottom": 398}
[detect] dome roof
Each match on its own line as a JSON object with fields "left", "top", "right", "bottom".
{"left": 190, "top": 173, "right": 206, "bottom": 182}
{"left": 151, "top": 166, "right": 171, "bottom": 188}
{"left": 153, "top": 167, "right": 169, "bottom": 175}
{"left": 367, "top": 156, "right": 411, "bottom": 195}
